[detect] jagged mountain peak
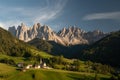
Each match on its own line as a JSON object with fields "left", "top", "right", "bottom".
{"left": 9, "top": 26, "right": 16, "bottom": 29}
{"left": 42, "top": 25, "right": 53, "bottom": 32}
{"left": 58, "top": 26, "right": 88, "bottom": 45}
{"left": 60, "top": 26, "right": 85, "bottom": 33}
{"left": 17, "top": 23, "right": 29, "bottom": 30}
{"left": 33, "top": 23, "right": 38, "bottom": 29}
{"left": 21, "top": 23, "right": 25, "bottom": 27}
{"left": 8, "top": 23, "right": 107, "bottom": 46}
{"left": 68, "top": 26, "right": 80, "bottom": 30}
{"left": 58, "top": 26, "right": 85, "bottom": 37}
{"left": 8, "top": 26, "right": 16, "bottom": 36}
{"left": 33, "top": 23, "right": 41, "bottom": 29}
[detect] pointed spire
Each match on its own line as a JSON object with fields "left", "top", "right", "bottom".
{"left": 37, "top": 23, "right": 41, "bottom": 28}
{"left": 21, "top": 23, "right": 25, "bottom": 27}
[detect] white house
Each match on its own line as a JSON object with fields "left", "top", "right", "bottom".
{"left": 43, "top": 63, "right": 46, "bottom": 67}
{"left": 25, "top": 64, "right": 32, "bottom": 69}
{"left": 17, "top": 63, "right": 24, "bottom": 68}
{"left": 34, "top": 65, "right": 41, "bottom": 69}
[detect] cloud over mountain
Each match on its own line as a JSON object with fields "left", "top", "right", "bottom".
{"left": 0, "top": 0, "right": 68, "bottom": 29}
{"left": 83, "top": 11, "right": 120, "bottom": 20}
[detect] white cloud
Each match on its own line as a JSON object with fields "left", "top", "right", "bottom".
{"left": 0, "top": 21, "right": 22, "bottom": 30}
{"left": 0, "top": 0, "right": 68, "bottom": 29}
{"left": 83, "top": 11, "right": 120, "bottom": 20}
{"left": 33, "top": 0, "right": 67, "bottom": 23}
{"left": 0, "top": 23, "right": 4, "bottom": 28}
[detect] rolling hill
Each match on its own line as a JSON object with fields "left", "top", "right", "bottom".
{"left": 0, "top": 63, "right": 110, "bottom": 80}
{"left": 0, "top": 27, "right": 116, "bottom": 80}
{"left": 27, "top": 30, "right": 120, "bottom": 67}
{"left": 28, "top": 38, "right": 88, "bottom": 58}
{"left": 0, "top": 27, "right": 52, "bottom": 58}
{"left": 81, "top": 31, "right": 120, "bottom": 67}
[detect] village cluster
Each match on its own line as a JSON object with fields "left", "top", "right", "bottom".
{"left": 17, "top": 60, "right": 52, "bottom": 72}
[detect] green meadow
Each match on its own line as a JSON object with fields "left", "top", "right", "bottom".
{"left": 0, "top": 63, "right": 110, "bottom": 80}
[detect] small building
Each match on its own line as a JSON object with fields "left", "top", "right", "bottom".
{"left": 17, "top": 63, "right": 24, "bottom": 68}
{"left": 40, "top": 62, "right": 46, "bottom": 68}
{"left": 43, "top": 63, "right": 46, "bottom": 67}
{"left": 25, "top": 64, "right": 33, "bottom": 69}
{"left": 34, "top": 65, "right": 41, "bottom": 69}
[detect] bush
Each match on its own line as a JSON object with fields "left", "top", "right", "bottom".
{"left": 109, "top": 75, "right": 118, "bottom": 80}
{"left": 92, "top": 63, "right": 114, "bottom": 74}
{"left": 0, "top": 58, "right": 16, "bottom": 65}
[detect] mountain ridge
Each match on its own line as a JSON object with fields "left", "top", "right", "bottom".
{"left": 8, "top": 23, "right": 107, "bottom": 46}
{"left": 79, "top": 30, "right": 120, "bottom": 67}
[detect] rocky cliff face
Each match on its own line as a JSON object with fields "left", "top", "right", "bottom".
{"left": 58, "top": 27, "right": 88, "bottom": 45}
{"left": 8, "top": 23, "right": 107, "bottom": 46}
{"left": 9, "top": 23, "right": 65, "bottom": 45}
{"left": 8, "top": 26, "right": 16, "bottom": 36}
{"left": 84, "top": 30, "right": 106, "bottom": 43}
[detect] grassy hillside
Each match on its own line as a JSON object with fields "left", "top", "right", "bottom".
{"left": 0, "top": 27, "right": 117, "bottom": 80}
{"left": 81, "top": 31, "right": 120, "bottom": 67}
{"left": 0, "top": 63, "right": 110, "bottom": 80}
{"left": 28, "top": 38, "right": 53, "bottom": 53}
{"left": 0, "top": 27, "right": 33, "bottom": 56}
{"left": 0, "top": 27, "right": 52, "bottom": 59}
{"left": 9, "top": 69, "right": 110, "bottom": 80}
{"left": 0, "top": 63, "right": 17, "bottom": 80}
{"left": 28, "top": 38, "right": 88, "bottom": 58}
{"left": 30, "top": 48, "right": 52, "bottom": 58}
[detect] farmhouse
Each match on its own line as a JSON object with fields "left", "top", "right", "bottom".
{"left": 17, "top": 63, "right": 24, "bottom": 68}
{"left": 25, "top": 64, "right": 32, "bottom": 69}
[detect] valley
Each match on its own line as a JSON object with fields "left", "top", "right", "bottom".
{"left": 0, "top": 23, "right": 119, "bottom": 80}
{"left": 0, "top": 0, "right": 120, "bottom": 80}
{"left": 0, "top": 62, "right": 111, "bottom": 80}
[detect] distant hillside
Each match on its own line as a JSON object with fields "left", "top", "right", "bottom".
{"left": 28, "top": 38, "right": 88, "bottom": 58}
{"left": 49, "top": 41, "right": 89, "bottom": 58}
{"left": 28, "top": 38, "right": 52, "bottom": 53}
{"left": 81, "top": 31, "right": 120, "bottom": 67}
{"left": 0, "top": 27, "right": 29, "bottom": 57}
{"left": 27, "top": 30, "right": 120, "bottom": 67}
{"left": 0, "top": 27, "right": 51, "bottom": 58}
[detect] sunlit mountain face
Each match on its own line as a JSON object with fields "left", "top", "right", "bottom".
{"left": 8, "top": 23, "right": 107, "bottom": 46}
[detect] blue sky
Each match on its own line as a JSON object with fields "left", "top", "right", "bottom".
{"left": 0, "top": 0, "right": 120, "bottom": 32}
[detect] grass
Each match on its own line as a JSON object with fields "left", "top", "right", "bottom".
{"left": 0, "top": 53, "right": 106, "bottom": 75}
{"left": 0, "top": 48, "right": 52, "bottom": 64}
{"left": 30, "top": 49, "right": 53, "bottom": 58}
{"left": 9, "top": 69, "right": 110, "bottom": 80}
{"left": 0, "top": 63, "right": 16, "bottom": 80}
{"left": 37, "top": 69, "right": 110, "bottom": 78}
{"left": 62, "top": 58, "right": 74, "bottom": 64}
{"left": 0, "top": 54, "right": 25, "bottom": 63}
{"left": 0, "top": 52, "right": 111, "bottom": 80}
{"left": 0, "top": 63, "right": 110, "bottom": 80}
